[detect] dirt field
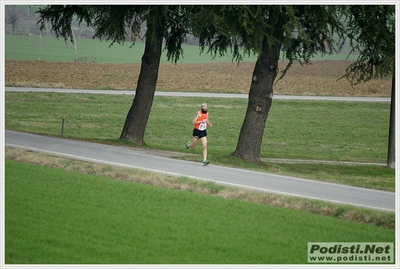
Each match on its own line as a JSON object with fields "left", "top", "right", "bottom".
{"left": 5, "top": 59, "right": 391, "bottom": 97}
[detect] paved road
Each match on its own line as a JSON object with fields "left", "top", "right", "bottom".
{"left": 4, "top": 87, "right": 391, "bottom": 102}
{"left": 5, "top": 130, "right": 395, "bottom": 212}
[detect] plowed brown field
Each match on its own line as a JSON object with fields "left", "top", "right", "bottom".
{"left": 5, "top": 59, "right": 391, "bottom": 96}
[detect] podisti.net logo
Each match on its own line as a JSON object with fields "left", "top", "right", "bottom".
{"left": 308, "top": 242, "right": 394, "bottom": 263}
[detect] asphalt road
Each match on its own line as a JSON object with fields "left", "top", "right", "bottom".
{"left": 5, "top": 130, "right": 395, "bottom": 212}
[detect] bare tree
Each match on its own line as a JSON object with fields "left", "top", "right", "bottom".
{"left": 71, "top": 26, "right": 78, "bottom": 62}
{"left": 38, "top": 30, "right": 42, "bottom": 60}
{"left": 6, "top": 5, "right": 20, "bottom": 34}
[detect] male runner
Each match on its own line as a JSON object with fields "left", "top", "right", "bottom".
{"left": 186, "top": 103, "right": 213, "bottom": 165}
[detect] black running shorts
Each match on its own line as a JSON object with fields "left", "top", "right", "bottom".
{"left": 192, "top": 128, "right": 207, "bottom": 139}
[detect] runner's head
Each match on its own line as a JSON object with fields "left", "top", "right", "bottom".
{"left": 201, "top": 103, "right": 208, "bottom": 113}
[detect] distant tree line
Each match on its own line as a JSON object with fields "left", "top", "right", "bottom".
{"left": 4, "top": 5, "right": 204, "bottom": 45}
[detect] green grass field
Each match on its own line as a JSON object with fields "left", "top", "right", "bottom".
{"left": 5, "top": 159, "right": 395, "bottom": 264}
{"left": 5, "top": 34, "right": 359, "bottom": 64}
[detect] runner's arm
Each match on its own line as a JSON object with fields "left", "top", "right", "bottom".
{"left": 206, "top": 117, "right": 212, "bottom": 127}
{"left": 192, "top": 112, "right": 201, "bottom": 124}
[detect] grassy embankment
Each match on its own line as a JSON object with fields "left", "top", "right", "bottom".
{"left": 5, "top": 159, "right": 395, "bottom": 264}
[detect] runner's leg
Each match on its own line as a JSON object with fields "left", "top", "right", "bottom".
{"left": 200, "top": 136, "right": 208, "bottom": 161}
{"left": 190, "top": 136, "right": 198, "bottom": 149}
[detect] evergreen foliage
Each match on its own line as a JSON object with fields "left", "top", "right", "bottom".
{"left": 341, "top": 5, "right": 395, "bottom": 85}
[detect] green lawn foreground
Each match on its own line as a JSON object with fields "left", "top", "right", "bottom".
{"left": 5, "top": 92, "right": 394, "bottom": 191}
{"left": 5, "top": 159, "right": 395, "bottom": 264}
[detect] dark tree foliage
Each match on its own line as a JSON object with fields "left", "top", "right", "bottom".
{"left": 190, "top": 5, "right": 345, "bottom": 162}
{"left": 38, "top": 5, "right": 191, "bottom": 145}
{"left": 342, "top": 5, "right": 395, "bottom": 84}
{"left": 341, "top": 5, "right": 395, "bottom": 168}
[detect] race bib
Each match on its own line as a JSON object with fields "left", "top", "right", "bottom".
{"left": 199, "top": 122, "right": 207, "bottom": 131}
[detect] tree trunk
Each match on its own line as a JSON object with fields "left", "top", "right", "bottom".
{"left": 71, "top": 27, "right": 78, "bottom": 62}
{"left": 232, "top": 37, "right": 281, "bottom": 162}
{"left": 38, "top": 30, "right": 42, "bottom": 60}
{"left": 387, "top": 75, "right": 395, "bottom": 168}
{"left": 119, "top": 16, "right": 164, "bottom": 146}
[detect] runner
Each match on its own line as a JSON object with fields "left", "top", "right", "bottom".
{"left": 186, "top": 103, "right": 213, "bottom": 165}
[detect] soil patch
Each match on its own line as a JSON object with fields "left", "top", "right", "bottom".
{"left": 5, "top": 59, "right": 391, "bottom": 97}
